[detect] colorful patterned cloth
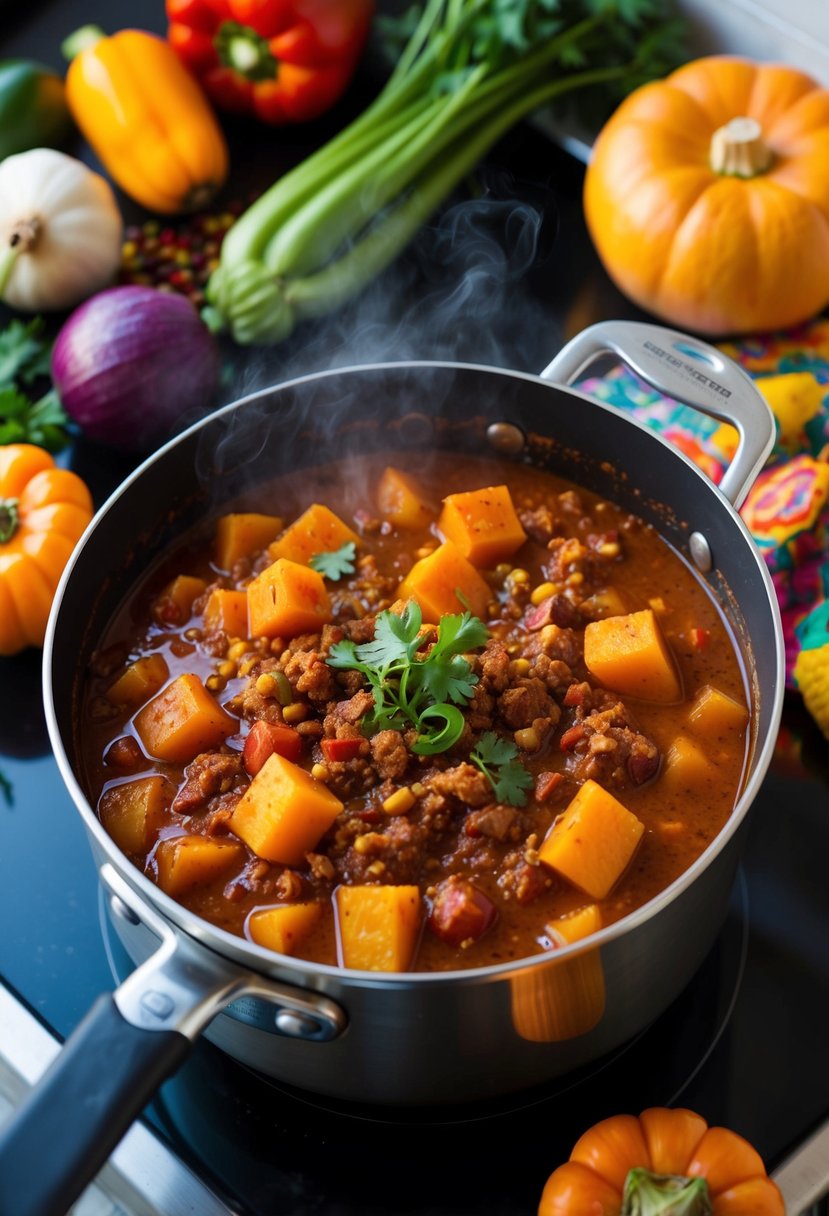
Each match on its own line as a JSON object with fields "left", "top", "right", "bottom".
{"left": 579, "top": 319, "right": 829, "bottom": 739}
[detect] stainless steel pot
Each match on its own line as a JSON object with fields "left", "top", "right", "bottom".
{"left": 0, "top": 321, "right": 784, "bottom": 1216}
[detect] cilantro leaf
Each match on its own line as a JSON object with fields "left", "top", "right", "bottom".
{"left": 470, "top": 731, "right": 534, "bottom": 807}
{"left": 0, "top": 317, "right": 51, "bottom": 386}
{"left": 309, "top": 541, "right": 357, "bottom": 581}
{"left": 326, "top": 603, "right": 488, "bottom": 754}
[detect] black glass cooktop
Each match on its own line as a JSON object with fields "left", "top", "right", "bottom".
{"left": 2, "top": 2, "right": 829, "bottom": 1212}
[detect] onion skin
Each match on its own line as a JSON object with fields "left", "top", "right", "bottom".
{"left": 51, "top": 285, "right": 221, "bottom": 451}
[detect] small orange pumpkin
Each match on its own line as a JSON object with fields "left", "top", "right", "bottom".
{"left": 584, "top": 56, "right": 829, "bottom": 335}
{"left": 538, "top": 1107, "right": 784, "bottom": 1216}
{"left": 0, "top": 444, "right": 93, "bottom": 655}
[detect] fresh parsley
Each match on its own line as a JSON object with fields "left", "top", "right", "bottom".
{"left": 470, "top": 731, "right": 534, "bottom": 807}
{"left": 0, "top": 317, "right": 70, "bottom": 452}
{"left": 309, "top": 541, "right": 356, "bottom": 581}
{"left": 327, "top": 601, "right": 488, "bottom": 754}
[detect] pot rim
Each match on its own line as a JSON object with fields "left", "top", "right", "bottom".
{"left": 43, "top": 356, "right": 786, "bottom": 988}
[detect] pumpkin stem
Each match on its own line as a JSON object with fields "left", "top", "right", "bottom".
{"left": 0, "top": 498, "right": 20, "bottom": 545}
{"left": 621, "top": 1167, "right": 713, "bottom": 1216}
{"left": 710, "top": 117, "right": 772, "bottom": 177}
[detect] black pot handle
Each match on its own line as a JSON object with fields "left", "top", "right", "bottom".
{"left": 541, "top": 320, "right": 775, "bottom": 509}
{"left": 0, "top": 864, "right": 263, "bottom": 1216}
{"left": 0, "top": 994, "right": 190, "bottom": 1216}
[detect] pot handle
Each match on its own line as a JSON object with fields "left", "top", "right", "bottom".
{"left": 540, "top": 320, "right": 775, "bottom": 508}
{"left": 0, "top": 863, "right": 345, "bottom": 1216}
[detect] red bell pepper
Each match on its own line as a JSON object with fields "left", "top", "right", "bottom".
{"left": 166, "top": 0, "right": 374, "bottom": 125}
{"left": 243, "top": 719, "right": 303, "bottom": 775}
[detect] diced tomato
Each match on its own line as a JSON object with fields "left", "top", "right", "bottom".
{"left": 427, "top": 879, "right": 497, "bottom": 947}
{"left": 243, "top": 720, "right": 302, "bottom": 776}
{"left": 689, "top": 627, "right": 711, "bottom": 651}
{"left": 321, "top": 737, "right": 363, "bottom": 763}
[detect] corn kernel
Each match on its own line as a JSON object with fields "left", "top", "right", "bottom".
{"left": 367, "top": 860, "right": 387, "bottom": 876}
{"left": 238, "top": 657, "right": 258, "bottom": 678}
{"left": 565, "top": 572, "right": 584, "bottom": 587}
{"left": 353, "top": 832, "right": 385, "bottom": 855}
{"left": 256, "top": 673, "right": 278, "bottom": 697}
{"left": 383, "top": 787, "right": 416, "bottom": 815}
{"left": 514, "top": 726, "right": 540, "bottom": 751}
{"left": 509, "top": 568, "right": 529, "bottom": 584}
{"left": 206, "top": 674, "right": 226, "bottom": 693}
{"left": 598, "top": 541, "right": 621, "bottom": 558}
{"left": 227, "top": 640, "right": 249, "bottom": 661}
{"left": 282, "top": 702, "right": 307, "bottom": 724}
{"left": 218, "top": 661, "right": 237, "bottom": 679}
{"left": 509, "top": 658, "right": 531, "bottom": 677}
{"left": 530, "top": 582, "right": 556, "bottom": 606}
{"left": 311, "top": 763, "right": 330, "bottom": 781}
{"left": 410, "top": 782, "right": 426, "bottom": 797}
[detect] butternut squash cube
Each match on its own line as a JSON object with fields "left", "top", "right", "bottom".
{"left": 155, "top": 574, "right": 206, "bottom": 622}
{"left": 686, "top": 684, "right": 749, "bottom": 738}
{"left": 106, "top": 654, "right": 169, "bottom": 708}
{"left": 229, "top": 752, "right": 343, "bottom": 865}
{"left": 98, "top": 775, "right": 174, "bottom": 855}
{"left": 662, "top": 734, "right": 716, "bottom": 791}
{"left": 538, "top": 779, "right": 644, "bottom": 899}
{"left": 376, "top": 467, "right": 436, "bottom": 530}
{"left": 584, "top": 608, "right": 682, "bottom": 703}
{"left": 397, "top": 540, "right": 491, "bottom": 622}
{"left": 154, "top": 834, "right": 244, "bottom": 897}
{"left": 269, "top": 503, "right": 360, "bottom": 566}
{"left": 247, "top": 902, "right": 324, "bottom": 957}
{"left": 134, "top": 672, "right": 237, "bottom": 763}
{"left": 546, "top": 903, "right": 603, "bottom": 947}
{"left": 215, "top": 512, "right": 283, "bottom": 571}
{"left": 203, "top": 588, "right": 249, "bottom": 638}
{"left": 247, "top": 557, "right": 332, "bottom": 640}
{"left": 335, "top": 884, "right": 422, "bottom": 972}
{"left": 437, "top": 484, "right": 527, "bottom": 567}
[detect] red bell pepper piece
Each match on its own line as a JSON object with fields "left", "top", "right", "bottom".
{"left": 166, "top": 0, "right": 374, "bottom": 125}
{"left": 243, "top": 719, "right": 303, "bottom": 775}
{"left": 320, "top": 736, "right": 363, "bottom": 763}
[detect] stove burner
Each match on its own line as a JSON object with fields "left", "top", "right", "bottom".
{"left": 100, "top": 878, "right": 749, "bottom": 1216}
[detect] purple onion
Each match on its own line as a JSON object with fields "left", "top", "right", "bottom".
{"left": 51, "top": 286, "right": 221, "bottom": 451}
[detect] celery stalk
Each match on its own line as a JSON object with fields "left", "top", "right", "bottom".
{"left": 206, "top": 0, "right": 683, "bottom": 346}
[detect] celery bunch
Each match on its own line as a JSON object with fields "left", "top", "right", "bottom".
{"left": 206, "top": 0, "right": 682, "bottom": 346}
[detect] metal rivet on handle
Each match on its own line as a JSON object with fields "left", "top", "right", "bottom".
{"left": 487, "top": 422, "right": 526, "bottom": 456}
{"left": 689, "top": 531, "right": 713, "bottom": 573}
{"left": 275, "top": 1009, "right": 325, "bottom": 1040}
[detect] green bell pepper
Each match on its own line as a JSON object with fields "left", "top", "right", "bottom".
{"left": 0, "top": 60, "right": 73, "bottom": 161}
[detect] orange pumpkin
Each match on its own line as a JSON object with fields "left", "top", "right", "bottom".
{"left": 0, "top": 444, "right": 93, "bottom": 655}
{"left": 584, "top": 56, "right": 829, "bottom": 335}
{"left": 538, "top": 1107, "right": 785, "bottom": 1216}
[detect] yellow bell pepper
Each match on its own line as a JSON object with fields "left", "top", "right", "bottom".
{"left": 64, "top": 25, "right": 228, "bottom": 215}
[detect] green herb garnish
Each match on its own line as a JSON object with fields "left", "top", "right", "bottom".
{"left": 0, "top": 317, "right": 70, "bottom": 452}
{"left": 309, "top": 541, "right": 357, "bottom": 581}
{"left": 327, "top": 601, "right": 488, "bottom": 754}
{"left": 470, "top": 731, "right": 533, "bottom": 807}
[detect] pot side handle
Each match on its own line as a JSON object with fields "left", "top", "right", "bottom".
{"left": 0, "top": 863, "right": 345, "bottom": 1216}
{"left": 540, "top": 320, "right": 775, "bottom": 508}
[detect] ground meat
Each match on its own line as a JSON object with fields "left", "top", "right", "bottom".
{"left": 497, "top": 852, "right": 551, "bottom": 905}
{"left": 427, "top": 763, "right": 492, "bottom": 807}
{"left": 283, "top": 647, "right": 338, "bottom": 702}
{"left": 464, "top": 684, "right": 495, "bottom": 732}
{"left": 498, "top": 677, "right": 557, "bottom": 729}
{"left": 476, "top": 639, "right": 512, "bottom": 693}
{"left": 559, "top": 700, "right": 660, "bottom": 790}
{"left": 338, "top": 815, "right": 429, "bottom": 885}
{"left": 370, "top": 730, "right": 410, "bottom": 780}
{"left": 518, "top": 503, "right": 558, "bottom": 545}
{"left": 465, "top": 804, "right": 521, "bottom": 842}
{"left": 522, "top": 624, "right": 583, "bottom": 669}
{"left": 172, "top": 752, "right": 245, "bottom": 816}
{"left": 328, "top": 688, "right": 374, "bottom": 727}
{"left": 527, "top": 653, "right": 573, "bottom": 695}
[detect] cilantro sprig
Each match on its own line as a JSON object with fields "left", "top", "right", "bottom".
{"left": 470, "top": 732, "right": 533, "bottom": 807}
{"left": 0, "top": 317, "right": 70, "bottom": 452}
{"left": 327, "top": 601, "right": 488, "bottom": 754}
{"left": 310, "top": 541, "right": 356, "bottom": 581}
